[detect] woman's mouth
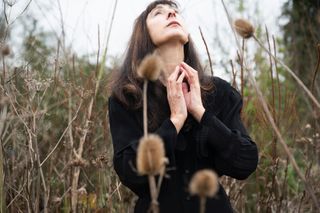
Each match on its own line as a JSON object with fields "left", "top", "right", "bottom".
{"left": 167, "top": 21, "right": 181, "bottom": 27}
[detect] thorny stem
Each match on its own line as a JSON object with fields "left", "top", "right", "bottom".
{"left": 148, "top": 175, "right": 159, "bottom": 213}
{"left": 143, "top": 80, "right": 148, "bottom": 136}
{"left": 200, "top": 197, "right": 206, "bottom": 213}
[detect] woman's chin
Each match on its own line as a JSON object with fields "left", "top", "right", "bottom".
{"left": 155, "top": 33, "right": 188, "bottom": 46}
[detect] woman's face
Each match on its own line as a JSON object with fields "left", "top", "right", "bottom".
{"left": 146, "top": 4, "right": 189, "bottom": 46}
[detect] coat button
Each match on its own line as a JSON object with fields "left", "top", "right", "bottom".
{"left": 185, "top": 169, "right": 190, "bottom": 174}
{"left": 186, "top": 196, "right": 190, "bottom": 200}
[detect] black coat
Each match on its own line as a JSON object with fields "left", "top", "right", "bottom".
{"left": 108, "top": 77, "right": 259, "bottom": 213}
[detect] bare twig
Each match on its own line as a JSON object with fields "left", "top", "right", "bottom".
{"left": 40, "top": 99, "right": 83, "bottom": 167}
{"left": 272, "top": 35, "right": 281, "bottom": 126}
{"left": 199, "top": 27, "right": 214, "bottom": 76}
{"left": 5, "top": 0, "right": 33, "bottom": 27}
{"left": 57, "top": 0, "right": 66, "bottom": 49}
{"left": 1, "top": 55, "right": 5, "bottom": 87}
{"left": 229, "top": 59, "right": 237, "bottom": 88}
{"left": 265, "top": 26, "right": 276, "bottom": 121}
{"left": 0, "top": 105, "right": 7, "bottom": 212}
{"left": 311, "top": 44, "right": 320, "bottom": 93}
{"left": 240, "top": 39, "right": 245, "bottom": 97}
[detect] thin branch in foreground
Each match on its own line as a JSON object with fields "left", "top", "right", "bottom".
{"left": 199, "top": 26, "right": 214, "bottom": 76}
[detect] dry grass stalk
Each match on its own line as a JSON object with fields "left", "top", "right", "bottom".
{"left": 189, "top": 169, "right": 219, "bottom": 213}
{"left": 0, "top": 105, "right": 7, "bottom": 212}
{"left": 311, "top": 44, "right": 320, "bottom": 93}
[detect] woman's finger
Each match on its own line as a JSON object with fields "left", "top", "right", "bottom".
{"left": 177, "top": 71, "right": 185, "bottom": 83}
{"left": 180, "top": 65, "right": 197, "bottom": 87}
{"left": 181, "top": 63, "right": 198, "bottom": 81}
{"left": 168, "top": 65, "right": 181, "bottom": 82}
{"left": 181, "top": 62, "right": 197, "bottom": 74}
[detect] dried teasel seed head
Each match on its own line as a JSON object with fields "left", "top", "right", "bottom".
{"left": 189, "top": 169, "right": 219, "bottom": 198}
{"left": 1, "top": 44, "right": 10, "bottom": 56}
{"left": 137, "top": 53, "right": 163, "bottom": 81}
{"left": 234, "top": 19, "right": 254, "bottom": 39}
{"left": 136, "top": 134, "right": 167, "bottom": 176}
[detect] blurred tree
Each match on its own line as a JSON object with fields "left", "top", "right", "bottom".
{"left": 282, "top": 0, "right": 320, "bottom": 91}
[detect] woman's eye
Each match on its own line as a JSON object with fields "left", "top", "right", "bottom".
{"left": 154, "top": 11, "right": 161, "bottom": 16}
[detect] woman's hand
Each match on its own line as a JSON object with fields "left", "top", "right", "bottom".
{"left": 167, "top": 66, "right": 188, "bottom": 133}
{"left": 180, "top": 62, "right": 205, "bottom": 122}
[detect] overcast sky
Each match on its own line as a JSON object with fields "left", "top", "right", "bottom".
{"left": 4, "top": 0, "right": 287, "bottom": 75}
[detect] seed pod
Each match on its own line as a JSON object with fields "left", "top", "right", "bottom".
{"left": 136, "top": 134, "right": 166, "bottom": 176}
{"left": 1, "top": 44, "right": 10, "bottom": 56}
{"left": 189, "top": 169, "right": 219, "bottom": 197}
{"left": 234, "top": 19, "right": 254, "bottom": 39}
{"left": 137, "top": 53, "right": 163, "bottom": 81}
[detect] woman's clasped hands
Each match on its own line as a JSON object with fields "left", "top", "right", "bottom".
{"left": 167, "top": 62, "right": 205, "bottom": 133}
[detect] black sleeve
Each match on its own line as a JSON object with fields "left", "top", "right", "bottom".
{"left": 108, "top": 97, "right": 177, "bottom": 197}
{"left": 198, "top": 84, "right": 258, "bottom": 180}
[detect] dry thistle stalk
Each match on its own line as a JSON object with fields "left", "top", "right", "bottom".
{"left": 189, "top": 169, "right": 219, "bottom": 213}
{"left": 233, "top": 17, "right": 320, "bottom": 110}
{"left": 136, "top": 52, "right": 165, "bottom": 213}
{"left": 234, "top": 18, "right": 255, "bottom": 39}
{"left": 137, "top": 52, "right": 163, "bottom": 136}
{"left": 136, "top": 134, "right": 167, "bottom": 213}
{"left": 137, "top": 52, "right": 163, "bottom": 81}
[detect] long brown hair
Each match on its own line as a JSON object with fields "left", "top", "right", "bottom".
{"left": 109, "top": 0, "right": 214, "bottom": 130}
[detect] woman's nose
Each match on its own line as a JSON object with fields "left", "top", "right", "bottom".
{"left": 167, "top": 10, "right": 176, "bottom": 18}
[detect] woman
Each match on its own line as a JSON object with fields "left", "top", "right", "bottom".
{"left": 108, "top": 1, "right": 258, "bottom": 212}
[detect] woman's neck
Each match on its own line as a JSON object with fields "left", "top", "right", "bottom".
{"left": 156, "top": 42, "right": 184, "bottom": 85}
